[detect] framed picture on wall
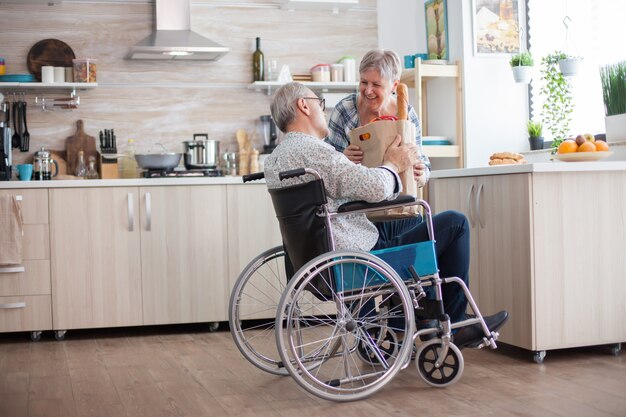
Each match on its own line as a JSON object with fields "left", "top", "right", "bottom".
{"left": 425, "top": 0, "right": 449, "bottom": 61}
{"left": 473, "top": 0, "right": 522, "bottom": 55}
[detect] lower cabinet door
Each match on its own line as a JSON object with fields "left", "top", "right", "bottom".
{"left": 140, "top": 186, "right": 229, "bottom": 324}
{"left": 0, "top": 295, "right": 52, "bottom": 332}
{"left": 50, "top": 187, "right": 143, "bottom": 330}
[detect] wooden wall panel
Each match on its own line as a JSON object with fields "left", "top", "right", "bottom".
{"left": 0, "top": 0, "right": 377, "bottom": 164}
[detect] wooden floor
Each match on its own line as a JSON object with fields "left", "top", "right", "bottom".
{"left": 0, "top": 325, "right": 624, "bottom": 417}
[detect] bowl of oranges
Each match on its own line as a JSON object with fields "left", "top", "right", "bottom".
{"left": 554, "top": 134, "right": 612, "bottom": 162}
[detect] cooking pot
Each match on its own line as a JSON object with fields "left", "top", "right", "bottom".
{"left": 183, "top": 134, "right": 219, "bottom": 169}
{"left": 135, "top": 144, "right": 181, "bottom": 170}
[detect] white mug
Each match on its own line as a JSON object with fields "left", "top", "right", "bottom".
{"left": 41, "top": 66, "right": 54, "bottom": 83}
{"left": 54, "top": 67, "right": 65, "bottom": 83}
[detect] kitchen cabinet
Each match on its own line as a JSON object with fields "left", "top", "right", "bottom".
{"left": 429, "top": 169, "right": 626, "bottom": 360}
{"left": 430, "top": 174, "right": 533, "bottom": 349}
{"left": 226, "top": 183, "right": 282, "bottom": 289}
{"left": 0, "top": 189, "right": 52, "bottom": 340}
{"left": 140, "top": 186, "right": 229, "bottom": 325}
{"left": 49, "top": 187, "right": 142, "bottom": 331}
{"left": 400, "top": 59, "right": 464, "bottom": 165}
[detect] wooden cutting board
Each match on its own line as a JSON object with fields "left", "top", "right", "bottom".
{"left": 65, "top": 120, "right": 97, "bottom": 175}
{"left": 27, "top": 39, "right": 75, "bottom": 82}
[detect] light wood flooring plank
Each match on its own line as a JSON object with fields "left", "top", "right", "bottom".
{"left": 0, "top": 328, "right": 623, "bottom": 417}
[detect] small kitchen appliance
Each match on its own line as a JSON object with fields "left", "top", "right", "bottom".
{"left": 0, "top": 99, "right": 12, "bottom": 181}
{"left": 33, "top": 147, "right": 59, "bottom": 180}
{"left": 260, "top": 115, "right": 277, "bottom": 154}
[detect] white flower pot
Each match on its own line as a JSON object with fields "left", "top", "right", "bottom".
{"left": 605, "top": 113, "right": 626, "bottom": 142}
{"left": 511, "top": 66, "right": 533, "bottom": 83}
{"left": 558, "top": 58, "right": 582, "bottom": 77}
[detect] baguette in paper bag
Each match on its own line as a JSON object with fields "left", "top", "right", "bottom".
{"left": 348, "top": 119, "right": 419, "bottom": 219}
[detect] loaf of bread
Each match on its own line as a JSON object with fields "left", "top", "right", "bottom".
{"left": 396, "top": 83, "right": 409, "bottom": 120}
{"left": 489, "top": 151, "right": 524, "bottom": 161}
{"left": 488, "top": 157, "right": 527, "bottom": 165}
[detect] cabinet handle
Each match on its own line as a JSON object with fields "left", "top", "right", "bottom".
{"left": 0, "top": 302, "right": 26, "bottom": 309}
{"left": 15, "top": 195, "right": 23, "bottom": 201}
{"left": 466, "top": 183, "right": 475, "bottom": 226}
{"left": 145, "top": 192, "right": 152, "bottom": 231}
{"left": 0, "top": 266, "right": 25, "bottom": 274}
{"left": 475, "top": 183, "right": 485, "bottom": 228}
{"left": 127, "top": 193, "right": 134, "bottom": 232}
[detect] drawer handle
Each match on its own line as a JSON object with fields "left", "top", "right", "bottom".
{"left": 0, "top": 302, "right": 26, "bottom": 309}
{"left": 0, "top": 266, "right": 26, "bottom": 274}
{"left": 16, "top": 195, "right": 23, "bottom": 201}
{"left": 145, "top": 192, "right": 152, "bottom": 231}
{"left": 127, "top": 193, "right": 134, "bottom": 232}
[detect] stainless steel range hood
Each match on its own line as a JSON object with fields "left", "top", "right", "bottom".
{"left": 126, "top": 0, "right": 228, "bottom": 61}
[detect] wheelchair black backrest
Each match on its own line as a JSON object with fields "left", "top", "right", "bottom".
{"left": 268, "top": 179, "right": 334, "bottom": 300}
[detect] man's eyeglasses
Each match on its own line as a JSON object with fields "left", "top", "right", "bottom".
{"left": 302, "top": 97, "right": 325, "bottom": 111}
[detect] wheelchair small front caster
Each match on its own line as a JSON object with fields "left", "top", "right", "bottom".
{"left": 415, "top": 339, "right": 464, "bottom": 388}
{"left": 610, "top": 343, "right": 621, "bottom": 356}
{"left": 54, "top": 330, "right": 66, "bottom": 341}
{"left": 30, "top": 331, "right": 42, "bottom": 342}
{"left": 532, "top": 350, "right": 546, "bottom": 364}
{"left": 208, "top": 322, "right": 219, "bottom": 332}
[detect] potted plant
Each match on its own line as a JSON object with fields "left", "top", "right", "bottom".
{"left": 527, "top": 120, "right": 544, "bottom": 150}
{"left": 540, "top": 52, "right": 574, "bottom": 149}
{"left": 558, "top": 52, "right": 583, "bottom": 77}
{"left": 510, "top": 51, "right": 534, "bottom": 83}
{"left": 600, "top": 61, "right": 626, "bottom": 141}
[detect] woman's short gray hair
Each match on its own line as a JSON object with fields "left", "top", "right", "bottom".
{"left": 270, "top": 82, "right": 310, "bottom": 133}
{"left": 359, "top": 49, "right": 402, "bottom": 82}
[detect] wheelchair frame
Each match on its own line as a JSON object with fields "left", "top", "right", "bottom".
{"left": 230, "top": 168, "right": 500, "bottom": 401}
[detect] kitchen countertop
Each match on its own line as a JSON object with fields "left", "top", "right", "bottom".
{"left": 0, "top": 176, "right": 263, "bottom": 189}
{"left": 431, "top": 161, "right": 626, "bottom": 179}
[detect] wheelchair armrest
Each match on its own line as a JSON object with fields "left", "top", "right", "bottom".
{"left": 242, "top": 172, "right": 265, "bottom": 183}
{"left": 337, "top": 194, "right": 416, "bottom": 213}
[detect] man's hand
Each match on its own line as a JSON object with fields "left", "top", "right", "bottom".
{"left": 382, "top": 135, "right": 418, "bottom": 173}
{"left": 344, "top": 144, "right": 363, "bottom": 164}
{"left": 413, "top": 161, "right": 427, "bottom": 187}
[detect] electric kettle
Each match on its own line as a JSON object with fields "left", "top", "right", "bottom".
{"left": 33, "top": 147, "right": 59, "bottom": 180}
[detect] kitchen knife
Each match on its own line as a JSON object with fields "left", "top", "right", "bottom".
{"left": 111, "top": 129, "right": 116, "bottom": 152}
{"left": 99, "top": 131, "right": 104, "bottom": 150}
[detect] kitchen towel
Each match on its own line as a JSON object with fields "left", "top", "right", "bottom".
{"left": 0, "top": 195, "right": 24, "bottom": 265}
{"left": 349, "top": 120, "right": 420, "bottom": 219}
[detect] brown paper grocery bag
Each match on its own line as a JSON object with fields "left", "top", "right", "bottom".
{"left": 349, "top": 120, "right": 420, "bottom": 219}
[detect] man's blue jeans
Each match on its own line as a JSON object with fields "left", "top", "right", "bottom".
{"left": 372, "top": 211, "right": 470, "bottom": 323}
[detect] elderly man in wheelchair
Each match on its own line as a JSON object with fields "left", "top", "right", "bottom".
{"left": 229, "top": 82, "right": 508, "bottom": 402}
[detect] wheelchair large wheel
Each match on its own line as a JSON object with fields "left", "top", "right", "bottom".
{"left": 229, "top": 246, "right": 290, "bottom": 375}
{"left": 275, "top": 251, "right": 415, "bottom": 402}
{"left": 415, "top": 339, "right": 464, "bottom": 388}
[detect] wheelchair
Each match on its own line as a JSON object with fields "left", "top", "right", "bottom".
{"left": 229, "top": 168, "right": 501, "bottom": 401}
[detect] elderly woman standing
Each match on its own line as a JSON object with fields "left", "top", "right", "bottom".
{"left": 326, "top": 49, "right": 430, "bottom": 188}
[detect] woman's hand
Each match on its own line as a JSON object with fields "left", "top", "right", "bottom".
{"left": 344, "top": 144, "right": 364, "bottom": 164}
{"left": 413, "top": 161, "right": 427, "bottom": 188}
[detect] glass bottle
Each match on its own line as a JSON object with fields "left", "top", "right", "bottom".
{"left": 252, "top": 37, "right": 264, "bottom": 82}
{"left": 75, "top": 150, "right": 87, "bottom": 177}
{"left": 121, "top": 139, "right": 139, "bottom": 178}
{"left": 86, "top": 156, "right": 99, "bottom": 179}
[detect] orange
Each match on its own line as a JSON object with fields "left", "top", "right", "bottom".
{"left": 595, "top": 141, "right": 609, "bottom": 151}
{"left": 577, "top": 141, "right": 597, "bottom": 152}
{"left": 557, "top": 140, "right": 578, "bottom": 153}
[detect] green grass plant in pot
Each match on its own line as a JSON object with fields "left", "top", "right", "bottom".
{"left": 527, "top": 120, "right": 544, "bottom": 150}
{"left": 600, "top": 61, "right": 626, "bottom": 141}
{"left": 510, "top": 51, "right": 534, "bottom": 83}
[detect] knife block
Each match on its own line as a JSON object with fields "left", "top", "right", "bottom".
{"left": 99, "top": 153, "right": 119, "bottom": 179}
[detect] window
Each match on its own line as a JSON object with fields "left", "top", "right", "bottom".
{"left": 528, "top": 0, "right": 626, "bottom": 139}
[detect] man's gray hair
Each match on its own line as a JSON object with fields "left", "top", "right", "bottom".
{"left": 270, "top": 82, "right": 310, "bottom": 133}
{"left": 359, "top": 49, "right": 402, "bottom": 82}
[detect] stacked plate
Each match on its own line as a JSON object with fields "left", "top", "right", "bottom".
{"left": 0, "top": 74, "right": 36, "bottom": 82}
